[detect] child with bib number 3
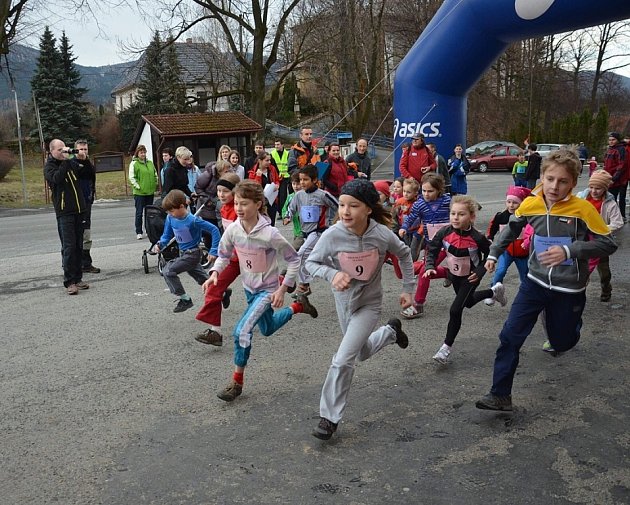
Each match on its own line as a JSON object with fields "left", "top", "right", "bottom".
{"left": 423, "top": 195, "right": 506, "bottom": 364}
{"left": 306, "top": 179, "right": 415, "bottom": 440}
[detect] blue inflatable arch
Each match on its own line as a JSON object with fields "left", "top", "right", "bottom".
{"left": 393, "top": 0, "right": 630, "bottom": 171}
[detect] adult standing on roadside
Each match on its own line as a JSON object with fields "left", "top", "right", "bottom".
{"left": 603, "top": 132, "right": 627, "bottom": 221}
{"left": 427, "top": 142, "right": 450, "bottom": 194}
{"left": 271, "top": 139, "right": 291, "bottom": 211}
{"left": 160, "top": 147, "right": 174, "bottom": 186}
{"left": 399, "top": 132, "right": 436, "bottom": 183}
{"left": 288, "top": 126, "right": 320, "bottom": 175}
{"left": 129, "top": 144, "right": 158, "bottom": 240}
{"left": 448, "top": 144, "right": 470, "bottom": 196}
{"left": 162, "top": 146, "right": 195, "bottom": 200}
{"left": 72, "top": 139, "right": 100, "bottom": 273}
{"left": 346, "top": 138, "right": 372, "bottom": 180}
{"left": 44, "top": 139, "right": 89, "bottom": 295}
{"left": 524, "top": 143, "right": 542, "bottom": 190}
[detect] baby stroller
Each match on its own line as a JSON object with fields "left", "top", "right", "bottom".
{"left": 142, "top": 203, "right": 179, "bottom": 274}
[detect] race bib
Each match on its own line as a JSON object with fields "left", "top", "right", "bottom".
{"left": 426, "top": 222, "right": 449, "bottom": 240}
{"left": 338, "top": 248, "right": 379, "bottom": 281}
{"left": 300, "top": 205, "right": 320, "bottom": 223}
{"left": 174, "top": 227, "right": 193, "bottom": 244}
{"left": 533, "top": 235, "right": 573, "bottom": 266}
{"left": 235, "top": 247, "right": 267, "bottom": 273}
{"left": 446, "top": 252, "right": 471, "bottom": 276}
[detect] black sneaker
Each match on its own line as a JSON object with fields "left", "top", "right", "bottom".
{"left": 312, "top": 417, "right": 338, "bottom": 440}
{"left": 387, "top": 318, "right": 409, "bottom": 349}
{"left": 475, "top": 393, "right": 513, "bottom": 411}
{"left": 195, "top": 329, "right": 223, "bottom": 346}
{"left": 173, "top": 298, "right": 194, "bottom": 313}
{"left": 82, "top": 265, "right": 101, "bottom": 273}
{"left": 296, "top": 294, "right": 318, "bottom": 318}
{"left": 222, "top": 288, "right": 232, "bottom": 309}
{"left": 217, "top": 380, "right": 243, "bottom": 402}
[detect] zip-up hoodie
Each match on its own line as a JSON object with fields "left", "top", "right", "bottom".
{"left": 44, "top": 156, "right": 87, "bottom": 216}
{"left": 211, "top": 214, "right": 299, "bottom": 293}
{"left": 306, "top": 220, "right": 415, "bottom": 315}
{"left": 576, "top": 189, "right": 624, "bottom": 233}
{"left": 489, "top": 187, "right": 617, "bottom": 293}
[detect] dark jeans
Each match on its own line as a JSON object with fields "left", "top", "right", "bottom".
{"left": 82, "top": 206, "right": 93, "bottom": 268}
{"left": 134, "top": 195, "right": 154, "bottom": 234}
{"left": 609, "top": 184, "right": 627, "bottom": 218}
{"left": 56, "top": 213, "right": 85, "bottom": 287}
{"left": 490, "top": 277, "right": 585, "bottom": 397}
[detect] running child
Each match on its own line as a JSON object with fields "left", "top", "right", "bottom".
{"left": 157, "top": 190, "right": 221, "bottom": 313}
{"left": 390, "top": 177, "right": 405, "bottom": 203}
{"left": 393, "top": 178, "right": 423, "bottom": 260}
{"left": 306, "top": 179, "right": 414, "bottom": 440}
{"left": 281, "top": 172, "right": 305, "bottom": 251}
{"left": 208, "top": 180, "right": 318, "bottom": 402}
{"left": 476, "top": 149, "right": 617, "bottom": 411}
{"left": 283, "top": 164, "right": 339, "bottom": 297}
{"left": 424, "top": 195, "right": 506, "bottom": 364}
{"left": 484, "top": 185, "right": 531, "bottom": 306}
{"left": 576, "top": 169, "right": 623, "bottom": 302}
{"left": 194, "top": 172, "right": 241, "bottom": 346}
{"left": 398, "top": 173, "right": 451, "bottom": 318}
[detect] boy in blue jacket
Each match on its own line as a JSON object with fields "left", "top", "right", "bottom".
{"left": 158, "top": 190, "right": 221, "bottom": 312}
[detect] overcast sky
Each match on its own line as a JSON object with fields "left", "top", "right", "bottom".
{"left": 34, "top": 5, "right": 630, "bottom": 79}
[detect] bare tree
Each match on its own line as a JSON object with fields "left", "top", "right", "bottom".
{"left": 586, "top": 22, "right": 630, "bottom": 111}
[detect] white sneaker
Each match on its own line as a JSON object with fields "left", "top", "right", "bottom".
{"left": 491, "top": 282, "right": 507, "bottom": 307}
{"left": 136, "top": 233, "right": 143, "bottom": 240}
{"left": 401, "top": 304, "right": 423, "bottom": 319}
{"left": 433, "top": 343, "right": 451, "bottom": 364}
{"left": 484, "top": 298, "right": 495, "bottom": 306}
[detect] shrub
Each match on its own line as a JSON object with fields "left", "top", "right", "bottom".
{"left": 0, "top": 149, "right": 16, "bottom": 181}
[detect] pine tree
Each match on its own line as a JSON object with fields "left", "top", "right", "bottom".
{"left": 137, "top": 31, "right": 166, "bottom": 114}
{"left": 162, "top": 36, "right": 187, "bottom": 113}
{"left": 30, "top": 26, "right": 66, "bottom": 143}
{"left": 59, "top": 31, "right": 90, "bottom": 141}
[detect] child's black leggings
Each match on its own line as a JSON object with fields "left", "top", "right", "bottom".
{"left": 445, "top": 265, "right": 493, "bottom": 346}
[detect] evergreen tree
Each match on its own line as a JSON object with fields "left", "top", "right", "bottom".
{"left": 137, "top": 31, "right": 166, "bottom": 114}
{"left": 162, "top": 35, "right": 187, "bottom": 113}
{"left": 59, "top": 31, "right": 90, "bottom": 141}
{"left": 30, "top": 26, "right": 66, "bottom": 144}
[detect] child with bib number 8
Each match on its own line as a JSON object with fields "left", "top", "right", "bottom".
{"left": 306, "top": 179, "right": 415, "bottom": 440}
{"left": 423, "top": 195, "right": 506, "bottom": 364}
{"left": 207, "top": 180, "right": 319, "bottom": 402}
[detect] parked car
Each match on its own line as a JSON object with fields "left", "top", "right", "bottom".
{"left": 536, "top": 143, "right": 566, "bottom": 158}
{"left": 465, "top": 140, "right": 519, "bottom": 157}
{"left": 468, "top": 146, "right": 524, "bottom": 172}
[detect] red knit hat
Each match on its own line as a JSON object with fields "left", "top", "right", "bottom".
{"left": 506, "top": 185, "right": 531, "bottom": 203}
{"left": 372, "top": 180, "right": 391, "bottom": 199}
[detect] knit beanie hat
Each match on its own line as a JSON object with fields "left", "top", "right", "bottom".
{"left": 341, "top": 179, "right": 381, "bottom": 208}
{"left": 506, "top": 185, "right": 531, "bottom": 203}
{"left": 609, "top": 132, "right": 621, "bottom": 141}
{"left": 372, "top": 180, "right": 391, "bottom": 199}
{"left": 589, "top": 169, "right": 612, "bottom": 189}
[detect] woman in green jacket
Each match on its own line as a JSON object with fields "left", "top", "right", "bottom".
{"left": 128, "top": 144, "right": 158, "bottom": 239}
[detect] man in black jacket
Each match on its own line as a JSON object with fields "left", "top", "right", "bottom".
{"left": 44, "top": 139, "right": 89, "bottom": 295}
{"left": 72, "top": 139, "right": 101, "bottom": 273}
{"left": 525, "top": 143, "right": 542, "bottom": 190}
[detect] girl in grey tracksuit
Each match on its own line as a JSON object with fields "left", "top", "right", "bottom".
{"left": 306, "top": 179, "right": 415, "bottom": 440}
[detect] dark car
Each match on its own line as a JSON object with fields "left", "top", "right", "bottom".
{"left": 469, "top": 146, "right": 524, "bottom": 172}
{"left": 465, "top": 140, "right": 519, "bottom": 157}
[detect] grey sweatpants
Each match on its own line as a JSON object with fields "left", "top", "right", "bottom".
{"left": 319, "top": 299, "right": 397, "bottom": 424}
{"left": 162, "top": 248, "right": 208, "bottom": 297}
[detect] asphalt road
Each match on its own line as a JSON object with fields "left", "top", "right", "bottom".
{"left": 1, "top": 175, "right": 629, "bottom": 505}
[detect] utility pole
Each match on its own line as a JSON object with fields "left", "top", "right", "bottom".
{"left": 13, "top": 89, "right": 28, "bottom": 206}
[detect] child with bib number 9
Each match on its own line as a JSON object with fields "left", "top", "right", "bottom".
{"left": 207, "top": 180, "right": 319, "bottom": 402}
{"left": 423, "top": 195, "right": 505, "bottom": 365}
{"left": 306, "top": 179, "right": 415, "bottom": 441}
